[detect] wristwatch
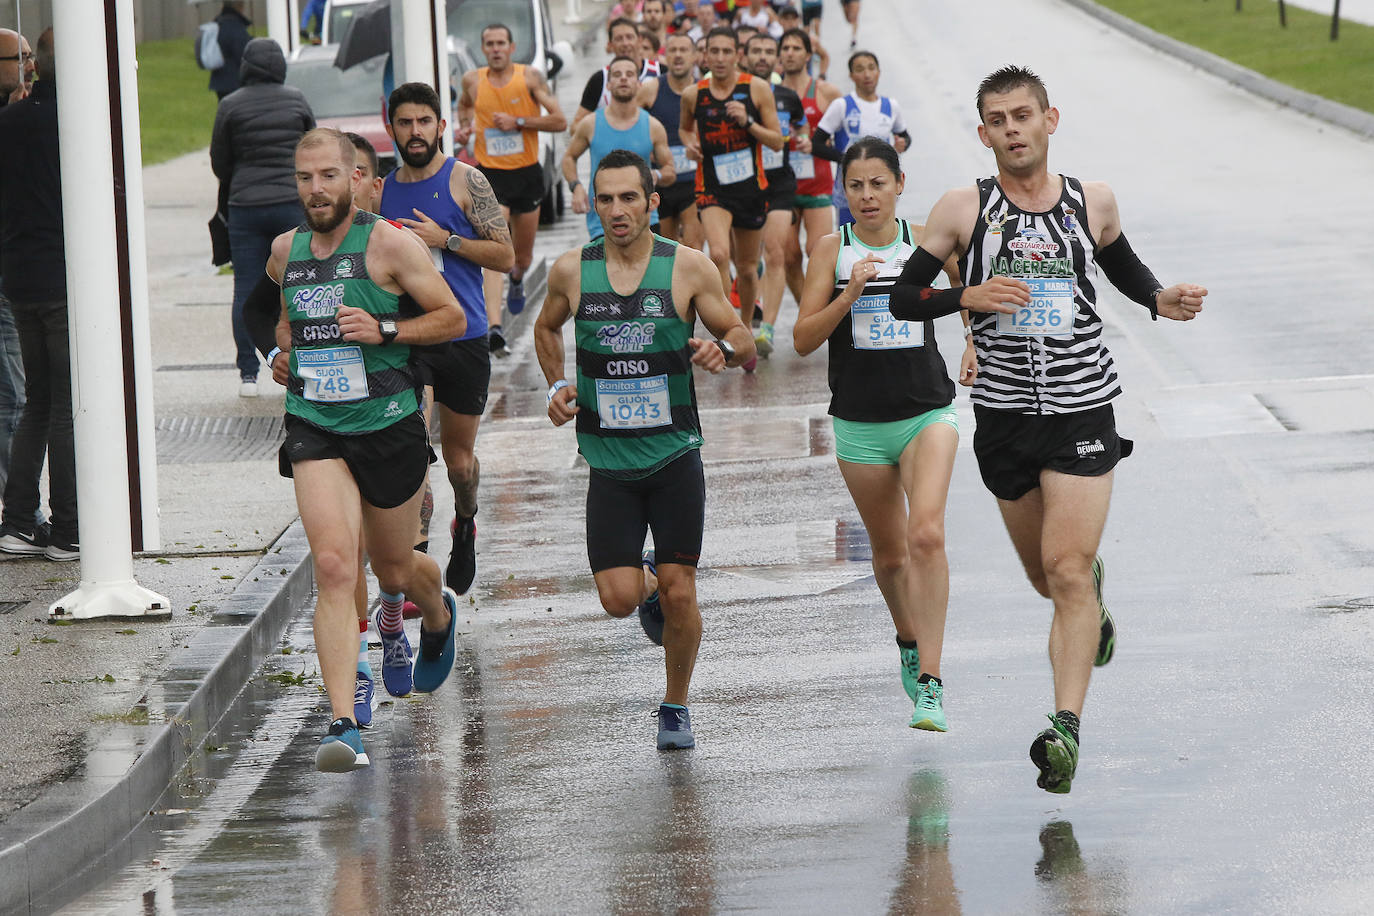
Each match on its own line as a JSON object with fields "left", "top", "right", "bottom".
{"left": 445, "top": 233, "right": 464, "bottom": 253}
{"left": 715, "top": 339, "right": 735, "bottom": 362}
{"left": 378, "top": 318, "right": 399, "bottom": 345}
{"left": 516, "top": 116, "right": 527, "bottom": 129}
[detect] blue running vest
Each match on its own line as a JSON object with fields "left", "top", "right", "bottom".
{"left": 379, "top": 157, "right": 486, "bottom": 340}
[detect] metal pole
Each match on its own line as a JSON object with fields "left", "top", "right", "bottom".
{"left": 50, "top": 0, "right": 169, "bottom": 619}
{"left": 266, "top": 0, "right": 292, "bottom": 54}
{"left": 1332, "top": 0, "right": 1341, "bottom": 39}
{"left": 1279, "top": 0, "right": 1287, "bottom": 26}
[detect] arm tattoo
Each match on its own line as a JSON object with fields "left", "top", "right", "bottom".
{"left": 465, "top": 169, "right": 512, "bottom": 245}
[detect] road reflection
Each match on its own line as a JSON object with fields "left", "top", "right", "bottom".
{"left": 886, "top": 768, "right": 960, "bottom": 915}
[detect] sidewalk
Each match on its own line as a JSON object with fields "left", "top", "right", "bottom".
{"left": 0, "top": 9, "right": 605, "bottom": 913}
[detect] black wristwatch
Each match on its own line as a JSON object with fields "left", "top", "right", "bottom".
{"left": 715, "top": 339, "right": 735, "bottom": 362}
{"left": 378, "top": 318, "right": 399, "bottom": 345}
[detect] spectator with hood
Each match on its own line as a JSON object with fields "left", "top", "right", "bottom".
{"left": 211, "top": 37, "right": 314, "bottom": 398}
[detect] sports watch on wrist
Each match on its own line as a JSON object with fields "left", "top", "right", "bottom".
{"left": 715, "top": 339, "right": 735, "bottom": 362}
{"left": 378, "top": 318, "right": 399, "bottom": 345}
{"left": 516, "top": 116, "right": 527, "bottom": 129}
{"left": 445, "top": 233, "right": 464, "bottom": 253}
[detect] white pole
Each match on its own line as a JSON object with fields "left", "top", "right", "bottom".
{"left": 565, "top": 0, "right": 584, "bottom": 26}
{"left": 266, "top": 0, "right": 293, "bottom": 55}
{"left": 115, "top": 0, "right": 160, "bottom": 551}
{"left": 50, "top": 0, "right": 169, "bottom": 619}
{"left": 399, "top": 0, "right": 451, "bottom": 157}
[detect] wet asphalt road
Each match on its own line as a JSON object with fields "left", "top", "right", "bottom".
{"left": 56, "top": 1, "right": 1374, "bottom": 913}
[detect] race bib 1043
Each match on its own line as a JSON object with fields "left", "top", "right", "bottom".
{"left": 595, "top": 375, "right": 672, "bottom": 429}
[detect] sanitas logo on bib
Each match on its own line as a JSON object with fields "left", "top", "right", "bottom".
{"left": 596, "top": 321, "right": 657, "bottom": 353}
{"left": 1076, "top": 438, "right": 1106, "bottom": 458}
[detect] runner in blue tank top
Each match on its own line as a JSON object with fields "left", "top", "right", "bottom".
{"left": 636, "top": 31, "right": 703, "bottom": 248}
{"left": 379, "top": 82, "right": 515, "bottom": 610}
{"left": 562, "top": 56, "right": 676, "bottom": 240}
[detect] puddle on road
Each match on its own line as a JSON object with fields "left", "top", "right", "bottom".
{"left": 1314, "top": 596, "right": 1374, "bottom": 614}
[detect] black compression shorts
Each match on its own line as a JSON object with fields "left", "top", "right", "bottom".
{"left": 585, "top": 449, "right": 705, "bottom": 572}
{"left": 479, "top": 163, "right": 545, "bottom": 215}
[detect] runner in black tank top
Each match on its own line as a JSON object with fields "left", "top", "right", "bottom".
{"left": 885, "top": 66, "right": 1207, "bottom": 795}
{"left": 795, "top": 137, "right": 975, "bottom": 736}
{"left": 679, "top": 27, "right": 784, "bottom": 372}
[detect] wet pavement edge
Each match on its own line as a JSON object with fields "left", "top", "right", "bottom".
{"left": 0, "top": 522, "right": 314, "bottom": 916}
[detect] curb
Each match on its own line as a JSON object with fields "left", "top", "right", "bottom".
{"left": 0, "top": 522, "right": 315, "bottom": 916}
{"left": 1059, "top": 0, "right": 1374, "bottom": 140}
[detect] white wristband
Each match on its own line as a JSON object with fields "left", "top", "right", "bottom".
{"left": 267, "top": 346, "right": 282, "bottom": 365}
{"left": 547, "top": 379, "right": 569, "bottom": 403}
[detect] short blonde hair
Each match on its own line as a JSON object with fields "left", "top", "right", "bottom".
{"left": 296, "top": 128, "right": 356, "bottom": 168}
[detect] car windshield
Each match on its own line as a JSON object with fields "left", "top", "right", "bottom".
{"left": 285, "top": 54, "right": 388, "bottom": 120}
{"left": 447, "top": 0, "right": 537, "bottom": 65}
{"left": 328, "top": 3, "right": 367, "bottom": 44}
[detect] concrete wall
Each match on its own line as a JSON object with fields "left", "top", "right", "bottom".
{"left": 0, "top": 1, "right": 269, "bottom": 44}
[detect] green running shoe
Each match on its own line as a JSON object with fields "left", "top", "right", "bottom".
{"left": 1029, "top": 713, "right": 1079, "bottom": 794}
{"left": 899, "top": 644, "right": 921, "bottom": 701}
{"left": 909, "top": 680, "right": 948, "bottom": 732}
{"left": 1093, "top": 555, "right": 1115, "bottom": 667}
{"left": 755, "top": 322, "right": 774, "bottom": 357}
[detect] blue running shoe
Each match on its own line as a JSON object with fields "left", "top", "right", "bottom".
{"left": 374, "top": 608, "right": 413, "bottom": 698}
{"left": 655, "top": 704, "right": 696, "bottom": 750}
{"left": 413, "top": 587, "right": 458, "bottom": 693}
{"left": 315, "top": 717, "right": 369, "bottom": 772}
{"left": 353, "top": 670, "right": 374, "bottom": 728}
{"left": 507, "top": 277, "right": 526, "bottom": 315}
{"left": 637, "top": 549, "right": 663, "bottom": 646}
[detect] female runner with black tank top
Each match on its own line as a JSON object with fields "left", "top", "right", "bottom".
{"left": 794, "top": 137, "right": 975, "bottom": 734}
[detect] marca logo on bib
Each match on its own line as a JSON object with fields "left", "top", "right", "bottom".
{"left": 596, "top": 321, "right": 657, "bottom": 353}
{"left": 293, "top": 283, "right": 346, "bottom": 319}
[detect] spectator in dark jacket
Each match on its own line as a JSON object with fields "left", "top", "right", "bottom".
{"left": 208, "top": 2, "right": 253, "bottom": 100}
{"left": 0, "top": 28, "right": 77, "bottom": 560}
{"left": 211, "top": 38, "right": 314, "bottom": 397}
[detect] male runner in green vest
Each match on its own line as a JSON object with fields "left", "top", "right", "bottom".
{"left": 534, "top": 149, "right": 755, "bottom": 750}
{"left": 265, "top": 128, "right": 468, "bottom": 773}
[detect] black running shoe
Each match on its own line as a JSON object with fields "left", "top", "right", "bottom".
{"left": 488, "top": 325, "right": 507, "bottom": 355}
{"left": 446, "top": 514, "right": 477, "bottom": 594}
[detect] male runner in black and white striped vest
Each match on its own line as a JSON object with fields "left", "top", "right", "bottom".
{"left": 887, "top": 66, "right": 1208, "bottom": 795}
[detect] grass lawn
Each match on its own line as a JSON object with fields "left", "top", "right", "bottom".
{"left": 1092, "top": 0, "right": 1374, "bottom": 114}
{"left": 136, "top": 36, "right": 221, "bottom": 166}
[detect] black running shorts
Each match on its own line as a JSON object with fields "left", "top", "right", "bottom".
{"left": 765, "top": 171, "right": 797, "bottom": 214}
{"left": 695, "top": 190, "right": 767, "bottom": 231}
{"left": 585, "top": 449, "right": 705, "bottom": 573}
{"left": 656, "top": 181, "right": 697, "bottom": 220}
{"left": 412, "top": 337, "right": 491, "bottom": 416}
{"left": 972, "top": 404, "right": 1133, "bottom": 502}
{"left": 479, "top": 163, "right": 545, "bottom": 215}
{"left": 278, "top": 411, "right": 436, "bottom": 509}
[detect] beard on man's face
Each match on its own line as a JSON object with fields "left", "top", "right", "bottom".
{"left": 305, "top": 187, "right": 353, "bottom": 233}
{"left": 399, "top": 134, "right": 440, "bottom": 168}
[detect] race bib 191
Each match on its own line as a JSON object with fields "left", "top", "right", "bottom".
{"left": 595, "top": 375, "right": 672, "bottom": 429}
{"left": 296, "top": 346, "right": 369, "bottom": 402}
{"left": 851, "top": 293, "right": 923, "bottom": 351}
{"left": 995, "top": 276, "right": 1075, "bottom": 337}
{"left": 712, "top": 148, "right": 755, "bottom": 184}
{"left": 484, "top": 127, "right": 523, "bottom": 158}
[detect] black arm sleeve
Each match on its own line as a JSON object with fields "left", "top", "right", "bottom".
{"left": 1095, "top": 232, "right": 1161, "bottom": 320}
{"left": 244, "top": 274, "right": 283, "bottom": 359}
{"left": 579, "top": 72, "right": 603, "bottom": 112}
{"left": 810, "top": 128, "right": 843, "bottom": 163}
{"left": 887, "top": 247, "right": 965, "bottom": 321}
{"left": 894, "top": 129, "right": 911, "bottom": 146}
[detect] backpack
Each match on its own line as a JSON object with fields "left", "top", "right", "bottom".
{"left": 195, "top": 21, "right": 224, "bottom": 71}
